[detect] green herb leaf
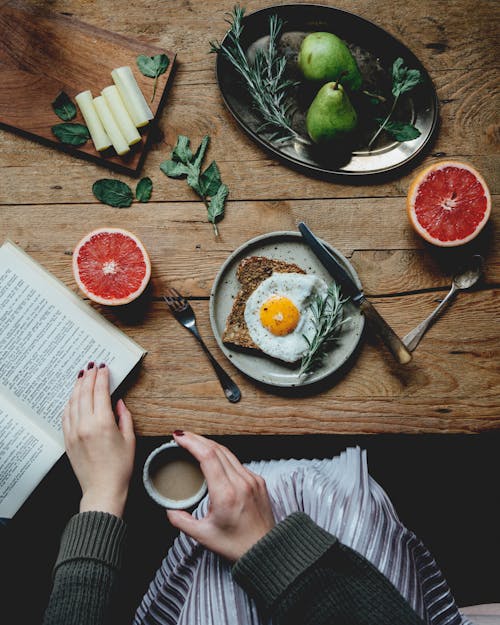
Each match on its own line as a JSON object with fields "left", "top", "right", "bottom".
{"left": 199, "top": 161, "right": 222, "bottom": 197}
{"left": 52, "top": 91, "right": 77, "bottom": 121}
{"left": 52, "top": 123, "right": 90, "bottom": 146}
{"left": 171, "top": 135, "right": 193, "bottom": 164}
{"left": 208, "top": 183, "right": 228, "bottom": 224}
{"left": 376, "top": 119, "right": 421, "bottom": 142}
{"left": 136, "top": 53, "right": 170, "bottom": 102}
{"left": 192, "top": 135, "right": 210, "bottom": 170}
{"left": 211, "top": 8, "right": 299, "bottom": 143}
{"left": 299, "top": 283, "right": 349, "bottom": 377}
{"left": 368, "top": 57, "right": 423, "bottom": 150}
{"left": 135, "top": 177, "right": 153, "bottom": 202}
{"left": 160, "top": 134, "right": 228, "bottom": 236}
{"left": 136, "top": 53, "right": 170, "bottom": 78}
{"left": 391, "top": 57, "right": 423, "bottom": 98}
{"left": 186, "top": 164, "right": 202, "bottom": 196}
{"left": 92, "top": 179, "right": 133, "bottom": 208}
{"left": 159, "top": 160, "right": 190, "bottom": 178}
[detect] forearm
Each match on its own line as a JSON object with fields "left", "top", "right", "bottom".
{"left": 43, "top": 512, "right": 126, "bottom": 625}
{"left": 232, "top": 512, "right": 426, "bottom": 625}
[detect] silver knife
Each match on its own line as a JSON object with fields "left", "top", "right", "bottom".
{"left": 298, "top": 222, "right": 412, "bottom": 365}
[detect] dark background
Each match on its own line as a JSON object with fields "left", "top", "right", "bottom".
{"left": 2, "top": 432, "right": 499, "bottom": 624}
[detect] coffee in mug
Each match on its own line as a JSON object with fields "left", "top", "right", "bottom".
{"left": 143, "top": 441, "right": 207, "bottom": 509}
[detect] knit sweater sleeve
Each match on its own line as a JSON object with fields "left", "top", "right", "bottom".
{"left": 232, "top": 512, "right": 426, "bottom": 625}
{"left": 42, "top": 511, "right": 126, "bottom": 625}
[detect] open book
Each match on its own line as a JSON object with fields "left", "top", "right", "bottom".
{"left": 0, "top": 240, "right": 146, "bottom": 519}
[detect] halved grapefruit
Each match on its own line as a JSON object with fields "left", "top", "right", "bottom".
{"left": 407, "top": 161, "right": 491, "bottom": 247}
{"left": 73, "top": 228, "right": 151, "bottom": 305}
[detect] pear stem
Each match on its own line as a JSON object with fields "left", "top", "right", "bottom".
{"left": 333, "top": 71, "right": 349, "bottom": 90}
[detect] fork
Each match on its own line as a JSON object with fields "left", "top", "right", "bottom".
{"left": 163, "top": 288, "right": 241, "bottom": 403}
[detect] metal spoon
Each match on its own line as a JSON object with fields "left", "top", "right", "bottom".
{"left": 403, "top": 255, "right": 484, "bottom": 352}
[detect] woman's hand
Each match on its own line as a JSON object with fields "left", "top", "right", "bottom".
{"left": 62, "top": 363, "right": 136, "bottom": 518}
{"left": 167, "top": 432, "right": 275, "bottom": 561}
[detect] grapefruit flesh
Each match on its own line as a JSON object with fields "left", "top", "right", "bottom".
{"left": 407, "top": 161, "right": 491, "bottom": 246}
{"left": 73, "top": 228, "right": 151, "bottom": 305}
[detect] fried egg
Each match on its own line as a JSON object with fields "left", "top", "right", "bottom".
{"left": 244, "top": 272, "right": 328, "bottom": 363}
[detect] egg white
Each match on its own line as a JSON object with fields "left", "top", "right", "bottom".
{"left": 244, "top": 272, "right": 328, "bottom": 363}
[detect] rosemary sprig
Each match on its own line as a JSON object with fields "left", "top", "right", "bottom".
{"left": 300, "top": 283, "right": 349, "bottom": 377}
{"left": 210, "top": 5, "right": 299, "bottom": 143}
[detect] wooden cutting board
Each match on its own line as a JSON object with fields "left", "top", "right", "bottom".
{"left": 0, "top": 1, "right": 175, "bottom": 176}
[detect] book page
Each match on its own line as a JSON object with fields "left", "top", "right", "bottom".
{"left": 0, "top": 240, "right": 145, "bottom": 441}
{"left": 0, "top": 398, "right": 63, "bottom": 519}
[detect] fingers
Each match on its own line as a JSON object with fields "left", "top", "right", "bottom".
{"left": 93, "top": 364, "right": 113, "bottom": 419}
{"left": 167, "top": 510, "right": 206, "bottom": 543}
{"left": 177, "top": 432, "right": 254, "bottom": 486}
{"left": 173, "top": 432, "right": 229, "bottom": 492}
{"left": 116, "top": 399, "right": 135, "bottom": 441}
{"left": 78, "top": 362, "right": 98, "bottom": 419}
{"left": 218, "top": 446, "right": 256, "bottom": 485}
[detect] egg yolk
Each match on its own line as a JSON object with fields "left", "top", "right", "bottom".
{"left": 260, "top": 296, "right": 300, "bottom": 336}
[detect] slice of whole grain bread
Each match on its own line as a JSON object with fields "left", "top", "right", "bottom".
{"left": 222, "top": 256, "right": 306, "bottom": 351}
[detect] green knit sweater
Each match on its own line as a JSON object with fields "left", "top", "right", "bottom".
{"left": 43, "top": 511, "right": 425, "bottom": 625}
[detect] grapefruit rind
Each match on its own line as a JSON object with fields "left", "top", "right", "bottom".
{"left": 407, "top": 160, "right": 491, "bottom": 247}
{"left": 73, "top": 227, "right": 151, "bottom": 306}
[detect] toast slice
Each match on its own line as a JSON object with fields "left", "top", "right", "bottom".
{"left": 222, "top": 256, "right": 306, "bottom": 351}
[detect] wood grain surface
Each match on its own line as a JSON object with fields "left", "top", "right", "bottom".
{"left": 0, "top": 1, "right": 175, "bottom": 174}
{"left": 0, "top": 0, "right": 498, "bottom": 434}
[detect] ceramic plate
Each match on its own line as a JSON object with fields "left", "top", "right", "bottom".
{"left": 209, "top": 232, "right": 365, "bottom": 387}
{"left": 216, "top": 4, "right": 439, "bottom": 178}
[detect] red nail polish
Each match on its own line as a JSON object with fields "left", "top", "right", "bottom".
{"left": 87, "top": 362, "right": 94, "bottom": 370}
{"left": 173, "top": 430, "right": 184, "bottom": 437}
{"left": 77, "top": 370, "right": 84, "bottom": 378}
{"left": 99, "top": 363, "right": 106, "bottom": 369}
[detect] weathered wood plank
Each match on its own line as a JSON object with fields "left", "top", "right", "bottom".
{"left": 1, "top": 201, "right": 498, "bottom": 296}
{"left": 28, "top": 0, "right": 499, "bottom": 74}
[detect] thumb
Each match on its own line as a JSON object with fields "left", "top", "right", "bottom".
{"left": 167, "top": 510, "right": 206, "bottom": 542}
{"left": 116, "top": 399, "right": 135, "bottom": 440}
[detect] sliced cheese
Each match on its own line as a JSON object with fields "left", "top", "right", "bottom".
{"left": 93, "top": 95, "right": 130, "bottom": 156}
{"left": 102, "top": 85, "right": 141, "bottom": 146}
{"left": 111, "top": 66, "right": 154, "bottom": 128}
{"left": 75, "top": 90, "right": 112, "bottom": 152}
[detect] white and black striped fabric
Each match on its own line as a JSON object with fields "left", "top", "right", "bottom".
{"left": 134, "top": 448, "right": 472, "bottom": 625}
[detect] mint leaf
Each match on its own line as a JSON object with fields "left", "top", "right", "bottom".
{"left": 391, "top": 57, "right": 423, "bottom": 98}
{"left": 171, "top": 136, "right": 193, "bottom": 164}
{"left": 192, "top": 135, "right": 210, "bottom": 170}
{"left": 137, "top": 54, "right": 170, "bottom": 102}
{"left": 92, "top": 179, "right": 133, "bottom": 208}
{"left": 160, "top": 134, "right": 228, "bottom": 236}
{"left": 135, "top": 177, "right": 153, "bottom": 202}
{"left": 208, "top": 183, "right": 228, "bottom": 225}
{"left": 51, "top": 123, "right": 90, "bottom": 146}
{"left": 52, "top": 91, "right": 77, "bottom": 121}
{"left": 199, "top": 161, "right": 222, "bottom": 196}
{"left": 160, "top": 160, "right": 190, "bottom": 177}
{"left": 187, "top": 163, "right": 202, "bottom": 196}
{"left": 136, "top": 54, "right": 169, "bottom": 78}
{"left": 377, "top": 119, "right": 421, "bottom": 141}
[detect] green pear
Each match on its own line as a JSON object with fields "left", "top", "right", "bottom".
{"left": 298, "top": 32, "right": 362, "bottom": 92}
{"left": 306, "top": 80, "right": 358, "bottom": 144}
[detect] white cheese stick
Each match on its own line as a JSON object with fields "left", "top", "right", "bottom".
{"left": 102, "top": 85, "right": 141, "bottom": 146}
{"left": 93, "top": 95, "right": 130, "bottom": 156}
{"left": 75, "top": 90, "right": 112, "bottom": 152}
{"left": 111, "top": 66, "right": 154, "bottom": 128}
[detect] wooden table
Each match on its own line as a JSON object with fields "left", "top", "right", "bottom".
{"left": 1, "top": 0, "right": 498, "bottom": 435}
